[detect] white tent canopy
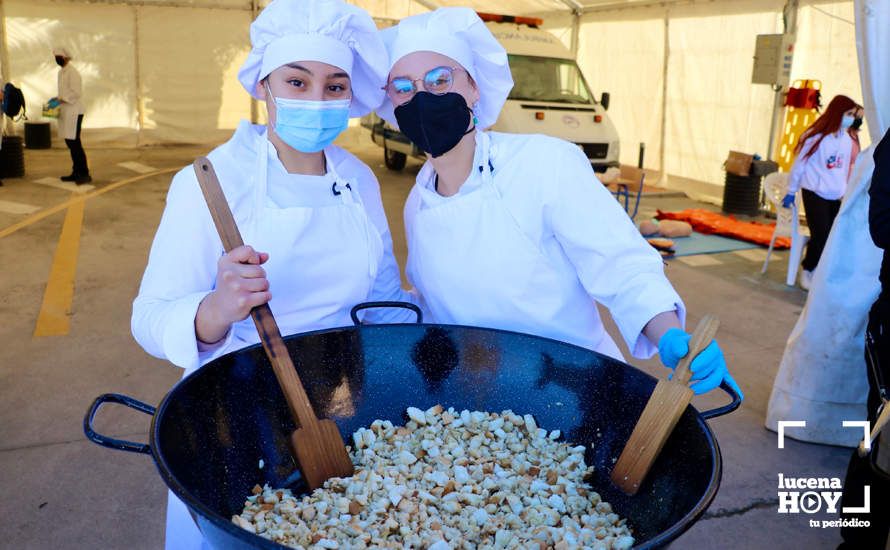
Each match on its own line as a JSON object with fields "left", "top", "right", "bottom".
{"left": 0, "top": 0, "right": 865, "bottom": 194}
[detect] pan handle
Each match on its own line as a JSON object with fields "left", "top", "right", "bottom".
{"left": 83, "top": 393, "right": 155, "bottom": 455}
{"left": 699, "top": 381, "right": 742, "bottom": 420}
{"left": 350, "top": 301, "right": 423, "bottom": 326}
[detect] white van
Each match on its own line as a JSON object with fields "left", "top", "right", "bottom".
{"left": 362, "top": 13, "right": 620, "bottom": 172}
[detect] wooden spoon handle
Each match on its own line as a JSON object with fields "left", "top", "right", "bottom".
{"left": 193, "top": 158, "right": 245, "bottom": 250}
{"left": 193, "top": 157, "right": 319, "bottom": 429}
{"left": 858, "top": 401, "right": 890, "bottom": 457}
{"left": 673, "top": 315, "right": 720, "bottom": 385}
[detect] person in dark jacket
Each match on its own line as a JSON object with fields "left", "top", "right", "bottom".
{"left": 839, "top": 128, "right": 890, "bottom": 549}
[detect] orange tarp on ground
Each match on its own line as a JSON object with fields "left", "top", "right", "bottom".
{"left": 655, "top": 209, "right": 791, "bottom": 249}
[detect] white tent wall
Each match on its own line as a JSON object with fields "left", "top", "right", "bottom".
{"left": 664, "top": 4, "right": 782, "bottom": 192}
{"left": 856, "top": 0, "right": 890, "bottom": 137}
{"left": 1, "top": 0, "right": 437, "bottom": 148}
{"left": 136, "top": 6, "right": 251, "bottom": 145}
{"left": 572, "top": 3, "right": 779, "bottom": 188}
{"left": 792, "top": 1, "right": 865, "bottom": 143}
{"left": 4, "top": 0, "right": 254, "bottom": 147}
{"left": 351, "top": 0, "right": 445, "bottom": 18}
{"left": 6, "top": 0, "right": 140, "bottom": 146}
{"left": 0, "top": 0, "right": 865, "bottom": 189}
{"left": 566, "top": 0, "right": 862, "bottom": 199}
{"left": 537, "top": 11, "right": 576, "bottom": 49}
{"left": 574, "top": 14, "right": 666, "bottom": 177}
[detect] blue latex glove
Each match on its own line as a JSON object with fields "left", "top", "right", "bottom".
{"left": 658, "top": 327, "right": 744, "bottom": 398}
{"left": 781, "top": 193, "right": 795, "bottom": 209}
{"left": 47, "top": 97, "right": 60, "bottom": 108}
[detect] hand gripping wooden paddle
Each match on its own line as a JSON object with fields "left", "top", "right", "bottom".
{"left": 193, "top": 157, "right": 354, "bottom": 490}
{"left": 611, "top": 315, "right": 719, "bottom": 495}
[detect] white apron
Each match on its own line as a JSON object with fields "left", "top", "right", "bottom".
{"left": 57, "top": 66, "right": 84, "bottom": 141}
{"left": 407, "top": 132, "right": 623, "bottom": 360}
{"left": 58, "top": 104, "right": 81, "bottom": 141}
{"left": 165, "top": 137, "right": 382, "bottom": 549}
{"left": 766, "top": 145, "right": 879, "bottom": 446}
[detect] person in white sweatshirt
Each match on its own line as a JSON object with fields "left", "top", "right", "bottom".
{"left": 783, "top": 94, "right": 863, "bottom": 289}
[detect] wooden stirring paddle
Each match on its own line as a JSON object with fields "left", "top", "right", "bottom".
{"left": 192, "top": 157, "right": 354, "bottom": 490}
{"left": 611, "top": 315, "right": 719, "bottom": 495}
{"left": 857, "top": 399, "right": 890, "bottom": 458}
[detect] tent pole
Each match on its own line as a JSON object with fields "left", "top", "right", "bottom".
{"left": 557, "top": 0, "right": 583, "bottom": 56}
{"left": 658, "top": 9, "right": 670, "bottom": 187}
{"left": 767, "top": 88, "right": 783, "bottom": 161}
{"left": 133, "top": 6, "right": 144, "bottom": 146}
{"left": 250, "top": 0, "right": 259, "bottom": 125}
{"left": 570, "top": 9, "right": 580, "bottom": 56}
{"left": 768, "top": 0, "right": 798, "bottom": 161}
{"left": 0, "top": 0, "right": 13, "bottom": 135}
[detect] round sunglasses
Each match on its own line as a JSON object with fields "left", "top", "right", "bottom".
{"left": 384, "top": 66, "right": 468, "bottom": 104}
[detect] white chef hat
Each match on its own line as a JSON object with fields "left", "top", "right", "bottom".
{"left": 52, "top": 47, "right": 71, "bottom": 59}
{"left": 237, "top": 0, "right": 387, "bottom": 117}
{"left": 377, "top": 7, "right": 513, "bottom": 130}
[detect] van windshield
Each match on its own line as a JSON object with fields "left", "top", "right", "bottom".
{"left": 507, "top": 54, "right": 593, "bottom": 104}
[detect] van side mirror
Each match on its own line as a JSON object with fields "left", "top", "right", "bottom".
{"left": 600, "top": 92, "right": 610, "bottom": 111}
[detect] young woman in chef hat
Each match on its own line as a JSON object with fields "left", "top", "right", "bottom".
{"left": 379, "top": 8, "right": 742, "bottom": 399}
{"left": 131, "top": 1, "right": 415, "bottom": 547}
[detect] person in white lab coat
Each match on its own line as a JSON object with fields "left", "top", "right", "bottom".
{"left": 131, "top": 1, "right": 414, "bottom": 548}
{"left": 782, "top": 94, "right": 862, "bottom": 289}
{"left": 50, "top": 47, "right": 90, "bottom": 184}
{"left": 377, "top": 8, "right": 742, "bottom": 397}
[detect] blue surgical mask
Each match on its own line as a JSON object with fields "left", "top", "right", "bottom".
{"left": 840, "top": 115, "right": 855, "bottom": 129}
{"left": 267, "top": 86, "right": 350, "bottom": 153}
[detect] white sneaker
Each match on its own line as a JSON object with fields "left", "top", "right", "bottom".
{"left": 799, "top": 269, "right": 813, "bottom": 290}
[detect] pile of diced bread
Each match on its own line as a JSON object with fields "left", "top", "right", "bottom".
{"left": 233, "top": 405, "right": 633, "bottom": 550}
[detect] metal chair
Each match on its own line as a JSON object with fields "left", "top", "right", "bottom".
{"left": 614, "top": 165, "right": 645, "bottom": 219}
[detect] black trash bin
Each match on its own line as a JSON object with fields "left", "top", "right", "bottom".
{"left": 750, "top": 159, "right": 779, "bottom": 178}
{"left": 24, "top": 122, "right": 52, "bottom": 149}
{"left": 0, "top": 135, "right": 25, "bottom": 178}
{"left": 722, "top": 160, "right": 778, "bottom": 216}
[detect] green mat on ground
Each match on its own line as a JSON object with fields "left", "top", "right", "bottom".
{"left": 669, "top": 231, "right": 759, "bottom": 257}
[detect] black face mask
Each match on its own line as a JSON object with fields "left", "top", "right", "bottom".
{"left": 394, "top": 92, "right": 474, "bottom": 158}
{"left": 55, "top": 56, "right": 66, "bottom": 67}
{"left": 851, "top": 117, "right": 863, "bottom": 130}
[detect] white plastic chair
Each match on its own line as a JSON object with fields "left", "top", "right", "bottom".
{"left": 761, "top": 172, "right": 810, "bottom": 285}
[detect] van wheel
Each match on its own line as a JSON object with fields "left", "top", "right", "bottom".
{"left": 384, "top": 145, "right": 407, "bottom": 171}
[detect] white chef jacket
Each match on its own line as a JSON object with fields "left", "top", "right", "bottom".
{"left": 132, "top": 120, "right": 415, "bottom": 376}
{"left": 788, "top": 131, "right": 854, "bottom": 200}
{"left": 56, "top": 64, "right": 84, "bottom": 140}
{"left": 404, "top": 131, "right": 685, "bottom": 359}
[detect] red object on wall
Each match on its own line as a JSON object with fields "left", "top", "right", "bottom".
{"left": 784, "top": 81, "right": 821, "bottom": 110}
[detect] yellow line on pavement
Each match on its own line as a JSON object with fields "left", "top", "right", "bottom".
{"left": 3, "top": 167, "right": 179, "bottom": 337}
{"left": 0, "top": 168, "right": 179, "bottom": 240}
{"left": 33, "top": 195, "right": 85, "bottom": 337}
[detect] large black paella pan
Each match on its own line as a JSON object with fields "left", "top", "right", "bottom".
{"left": 86, "top": 303, "right": 740, "bottom": 549}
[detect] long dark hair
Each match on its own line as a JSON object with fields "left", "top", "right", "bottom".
{"left": 794, "top": 95, "right": 861, "bottom": 160}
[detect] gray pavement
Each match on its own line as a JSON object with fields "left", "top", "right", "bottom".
{"left": 0, "top": 129, "right": 869, "bottom": 549}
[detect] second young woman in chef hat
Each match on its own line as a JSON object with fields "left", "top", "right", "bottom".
{"left": 379, "top": 7, "right": 742, "bottom": 399}
{"left": 131, "top": 0, "right": 415, "bottom": 547}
